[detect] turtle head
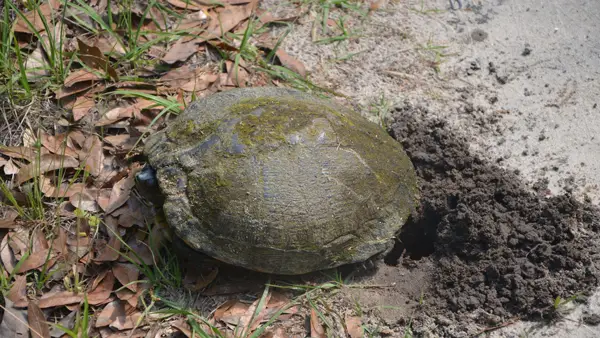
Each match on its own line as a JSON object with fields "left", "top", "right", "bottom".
{"left": 135, "top": 165, "right": 165, "bottom": 205}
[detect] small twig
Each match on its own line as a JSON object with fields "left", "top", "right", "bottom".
{"left": 473, "top": 317, "right": 520, "bottom": 336}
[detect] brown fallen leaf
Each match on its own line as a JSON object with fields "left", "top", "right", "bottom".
{"left": 310, "top": 308, "right": 326, "bottom": 338}
{"left": 112, "top": 263, "right": 139, "bottom": 292}
{"left": 161, "top": 39, "right": 202, "bottom": 64}
{"left": 28, "top": 301, "right": 51, "bottom": 338}
{"left": 214, "top": 299, "right": 247, "bottom": 324}
{"left": 7, "top": 275, "right": 27, "bottom": 306}
{"left": 69, "top": 189, "right": 100, "bottom": 212}
{"left": 79, "top": 135, "right": 104, "bottom": 177}
{"left": 72, "top": 95, "right": 96, "bottom": 121}
{"left": 0, "top": 146, "right": 46, "bottom": 161}
{"left": 4, "top": 159, "right": 20, "bottom": 175}
{"left": 0, "top": 210, "right": 18, "bottom": 229}
{"left": 275, "top": 50, "right": 306, "bottom": 77}
{"left": 180, "top": 72, "right": 219, "bottom": 92}
{"left": 39, "top": 290, "right": 82, "bottom": 308}
{"left": 25, "top": 44, "right": 50, "bottom": 80}
{"left": 101, "top": 328, "right": 147, "bottom": 338}
{"left": 13, "top": 2, "right": 60, "bottom": 34}
{"left": 184, "top": 268, "right": 218, "bottom": 291}
{"left": 166, "top": 0, "right": 207, "bottom": 10}
{"left": 54, "top": 80, "right": 96, "bottom": 100}
{"left": 256, "top": 10, "right": 298, "bottom": 26}
{"left": 16, "top": 154, "right": 79, "bottom": 185}
{"left": 95, "top": 105, "right": 136, "bottom": 127}
{"left": 94, "top": 235, "right": 122, "bottom": 262}
{"left": 223, "top": 60, "right": 248, "bottom": 87}
{"left": 63, "top": 69, "right": 102, "bottom": 87}
{"left": 94, "top": 34, "right": 127, "bottom": 56}
{"left": 40, "top": 177, "right": 85, "bottom": 198}
{"left": 104, "top": 175, "right": 135, "bottom": 215}
{"left": 125, "top": 240, "right": 154, "bottom": 266}
{"left": 77, "top": 39, "right": 119, "bottom": 82}
{"left": 201, "top": 4, "right": 256, "bottom": 41}
{"left": 95, "top": 300, "right": 141, "bottom": 329}
{"left": 244, "top": 291, "right": 272, "bottom": 332}
{"left": 7, "top": 229, "right": 29, "bottom": 257}
{"left": 31, "top": 228, "right": 49, "bottom": 252}
{"left": 88, "top": 270, "right": 116, "bottom": 305}
{"left": 345, "top": 316, "right": 362, "bottom": 338}
{"left": 16, "top": 249, "right": 55, "bottom": 273}
{"left": 40, "top": 132, "right": 79, "bottom": 157}
{"left": 259, "top": 327, "right": 287, "bottom": 338}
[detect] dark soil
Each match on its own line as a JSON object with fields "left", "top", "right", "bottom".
{"left": 389, "top": 103, "right": 600, "bottom": 323}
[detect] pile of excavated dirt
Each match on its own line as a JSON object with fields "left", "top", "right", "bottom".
{"left": 390, "top": 103, "right": 600, "bottom": 330}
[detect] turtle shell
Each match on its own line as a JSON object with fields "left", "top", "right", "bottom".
{"left": 144, "top": 87, "right": 419, "bottom": 274}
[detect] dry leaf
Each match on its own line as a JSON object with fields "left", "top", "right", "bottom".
{"left": 244, "top": 292, "right": 272, "bottom": 332}
{"left": 112, "top": 263, "right": 139, "bottom": 292}
{"left": 166, "top": 0, "right": 207, "bottom": 10}
{"left": 63, "top": 69, "right": 102, "bottom": 87}
{"left": 345, "top": 316, "right": 362, "bottom": 338}
{"left": 95, "top": 106, "right": 136, "bottom": 126}
{"left": 0, "top": 146, "right": 46, "bottom": 161}
{"left": 7, "top": 275, "right": 27, "bottom": 306}
{"left": 94, "top": 235, "right": 121, "bottom": 262}
{"left": 13, "top": 2, "right": 60, "bottom": 34}
{"left": 0, "top": 210, "right": 18, "bottom": 229}
{"left": 55, "top": 80, "right": 97, "bottom": 100}
{"left": 40, "top": 132, "right": 78, "bottom": 157}
{"left": 28, "top": 301, "right": 51, "bottom": 338}
{"left": 103, "top": 175, "right": 134, "bottom": 214}
{"left": 88, "top": 270, "right": 115, "bottom": 305}
{"left": 7, "top": 229, "right": 29, "bottom": 256}
{"left": 184, "top": 268, "right": 218, "bottom": 291}
{"left": 310, "top": 309, "right": 326, "bottom": 338}
{"left": 180, "top": 72, "right": 218, "bottom": 92}
{"left": 162, "top": 39, "right": 202, "bottom": 64}
{"left": 77, "top": 39, "right": 119, "bottom": 82}
{"left": 92, "top": 34, "right": 127, "bottom": 56}
{"left": 4, "top": 159, "right": 20, "bottom": 175}
{"left": 201, "top": 4, "right": 255, "bottom": 41}
{"left": 95, "top": 300, "right": 140, "bottom": 329}
{"left": 39, "top": 290, "right": 82, "bottom": 308}
{"left": 16, "top": 249, "right": 55, "bottom": 273}
{"left": 49, "top": 311, "right": 77, "bottom": 338}
{"left": 69, "top": 189, "right": 100, "bottom": 212}
{"left": 16, "top": 153, "right": 79, "bottom": 185}
{"left": 25, "top": 44, "right": 50, "bottom": 80}
{"left": 40, "top": 177, "right": 85, "bottom": 198}
{"left": 126, "top": 240, "right": 154, "bottom": 266}
{"left": 214, "top": 300, "right": 249, "bottom": 325}
{"left": 0, "top": 299, "right": 29, "bottom": 336}
{"left": 275, "top": 50, "right": 306, "bottom": 77}
{"left": 80, "top": 135, "right": 104, "bottom": 177}
{"left": 223, "top": 60, "right": 248, "bottom": 87}
{"left": 31, "top": 228, "right": 49, "bottom": 252}
{"left": 73, "top": 95, "right": 96, "bottom": 121}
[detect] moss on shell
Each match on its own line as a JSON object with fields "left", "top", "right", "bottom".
{"left": 145, "top": 88, "right": 419, "bottom": 274}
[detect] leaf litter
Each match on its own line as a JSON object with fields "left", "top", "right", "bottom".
{"left": 0, "top": 0, "right": 371, "bottom": 336}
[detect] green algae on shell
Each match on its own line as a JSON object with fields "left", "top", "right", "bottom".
{"left": 143, "top": 87, "right": 419, "bottom": 275}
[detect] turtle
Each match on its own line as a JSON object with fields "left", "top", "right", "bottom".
{"left": 140, "top": 87, "right": 419, "bottom": 275}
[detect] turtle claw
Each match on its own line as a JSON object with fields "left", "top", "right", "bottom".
{"left": 449, "top": 0, "right": 462, "bottom": 10}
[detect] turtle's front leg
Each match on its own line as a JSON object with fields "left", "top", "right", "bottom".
{"left": 449, "top": 0, "right": 462, "bottom": 10}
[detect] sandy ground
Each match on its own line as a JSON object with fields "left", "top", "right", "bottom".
{"left": 262, "top": 0, "right": 600, "bottom": 336}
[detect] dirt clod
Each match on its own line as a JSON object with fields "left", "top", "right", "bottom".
{"left": 390, "top": 104, "right": 600, "bottom": 326}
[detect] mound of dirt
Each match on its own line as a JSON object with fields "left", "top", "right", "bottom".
{"left": 390, "top": 104, "right": 600, "bottom": 323}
